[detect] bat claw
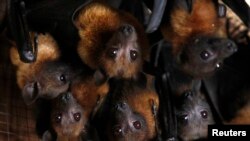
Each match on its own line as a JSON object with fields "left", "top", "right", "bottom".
{"left": 218, "top": 3, "right": 227, "bottom": 18}
{"left": 20, "top": 50, "right": 36, "bottom": 62}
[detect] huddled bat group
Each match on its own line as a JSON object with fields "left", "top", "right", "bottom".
{"left": 6, "top": 0, "right": 249, "bottom": 141}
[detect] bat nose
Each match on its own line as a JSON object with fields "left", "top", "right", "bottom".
{"left": 115, "top": 102, "right": 128, "bottom": 111}
{"left": 226, "top": 40, "right": 237, "bottom": 53}
{"left": 120, "top": 24, "right": 134, "bottom": 36}
{"left": 220, "top": 39, "right": 238, "bottom": 58}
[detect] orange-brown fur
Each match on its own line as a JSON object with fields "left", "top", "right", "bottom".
{"left": 10, "top": 32, "right": 61, "bottom": 89}
{"left": 161, "top": 0, "right": 227, "bottom": 56}
{"left": 227, "top": 103, "right": 250, "bottom": 124}
{"left": 125, "top": 88, "right": 159, "bottom": 140}
{"left": 103, "top": 80, "right": 159, "bottom": 141}
{"left": 71, "top": 73, "right": 109, "bottom": 120}
{"left": 75, "top": 2, "right": 149, "bottom": 78}
{"left": 226, "top": 90, "right": 250, "bottom": 124}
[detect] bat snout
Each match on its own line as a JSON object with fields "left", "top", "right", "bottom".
{"left": 119, "top": 24, "right": 135, "bottom": 36}
{"left": 220, "top": 39, "right": 238, "bottom": 58}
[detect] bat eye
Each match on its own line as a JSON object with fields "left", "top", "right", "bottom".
{"left": 200, "top": 51, "right": 211, "bottom": 60}
{"left": 178, "top": 114, "right": 188, "bottom": 125}
{"left": 113, "top": 125, "right": 123, "bottom": 136}
{"left": 130, "top": 50, "right": 138, "bottom": 61}
{"left": 55, "top": 113, "right": 62, "bottom": 123}
{"left": 59, "top": 74, "right": 66, "bottom": 82}
{"left": 107, "top": 48, "right": 118, "bottom": 59}
{"left": 200, "top": 110, "right": 208, "bottom": 119}
{"left": 133, "top": 121, "right": 141, "bottom": 129}
{"left": 73, "top": 112, "right": 81, "bottom": 122}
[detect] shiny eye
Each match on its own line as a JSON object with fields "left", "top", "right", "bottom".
{"left": 133, "top": 121, "right": 141, "bottom": 129}
{"left": 200, "top": 110, "right": 208, "bottom": 119}
{"left": 178, "top": 115, "right": 188, "bottom": 125}
{"left": 55, "top": 113, "right": 62, "bottom": 123}
{"left": 130, "top": 50, "right": 138, "bottom": 61}
{"left": 107, "top": 48, "right": 118, "bottom": 58}
{"left": 59, "top": 74, "right": 66, "bottom": 82}
{"left": 113, "top": 125, "right": 123, "bottom": 136}
{"left": 200, "top": 51, "right": 211, "bottom": 60}
{"left": 73, "top": 112, "right": 81, "bottom": 122}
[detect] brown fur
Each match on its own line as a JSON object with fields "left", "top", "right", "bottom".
{"left": 175, "top": 89, "right": 215, "bottom": 141}
{"left": 227, "top": 104, "right": 250, "bottom": 124}
{"left": 75, "top": 2, "right": 149, "bottom": 78}
{"left": 71, "top": 73, "right": 109, "bottom": 120}
{"left": 10, "top": 32, "right": 61, "bottom": 89}
{"left": 161, "top": 0, "right": 227, "bottom": 56}
{"left": 125, "top": 88, "right": 159, "bottom": 140}
{"left": 50, "top": 93, "right": 85, "bottom": 141}
{"left": 101, "top": 79, "right": 159, "bottom": 141}
{"left": 226, "top": 90, "right": 250, "bottom": 124}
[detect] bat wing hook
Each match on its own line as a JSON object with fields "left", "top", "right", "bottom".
{"left": 7, "top": 0, "right": 37, "bottom": 63}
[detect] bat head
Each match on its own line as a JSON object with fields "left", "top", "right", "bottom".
{"left": 22, "top": 61, "right": 76, "bottom": 105}
{"left": 175, "top": 82, "right": 215, "bottom": 141}
{"left": 100, "top": 24, "right": 143, "bottom": 79}
{"left": 107, "top": 101, "right": 148, "bottom": 141}
{"left": 51, "top": 92, "right": 85, "bottom": 137}
{"left": 177, "top": 36, "right": 237, "bottom": 77}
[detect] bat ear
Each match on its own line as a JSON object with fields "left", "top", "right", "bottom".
{"left": 192, "top": 80, "right": 202, "bottom": 93}
{"left": 94, "top": 69, "right": 108, "bottom": 86}
{"left": 175, "top": 0, "right": 193, "bottom": 13}
{"left": 22, "top": 82, "right": 40, "bottom": 105}
{"left": 41, "top": 130, "right": 53, "bottom": 141}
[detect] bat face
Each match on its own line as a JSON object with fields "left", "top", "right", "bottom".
{"left": 22, "top": 61, "right": 76, "bottom": 105}
{"left": 93, "top": 78, "right": 158, "bottom": 141}
{"left": 51, "top": 92, "right": 85, "bottom": 138}
{"left": 107, "top": 101, "right": 147, "bottom": 141}
{"left": 176, "top": 90, "right": 215, "bottom": 141}
{"left": 101, "top": 24, "right": 143, "bottom": 79}
{"left": 177, "top": 36, "right": 237, "bottom": 77}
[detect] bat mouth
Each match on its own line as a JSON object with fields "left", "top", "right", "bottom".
{"left": 42, "top": 82, "right": 71, "bottom": 99}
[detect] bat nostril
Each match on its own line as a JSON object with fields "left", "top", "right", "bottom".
{"left": 120, "top": 24, "right": 134, "bottom": 36}
{"left": 227, "top": 42, "right": 232, "bottom": 49}
{"left": 115, "top": 102, "right": 128, "bottom": 111}
{"left": 226, "top": 41, "right": 237, "bottom": 53}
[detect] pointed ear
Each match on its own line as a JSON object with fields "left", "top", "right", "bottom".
{"left": 41, "top": 130, "right": 53, "bottom": 141}
{"left": 22, "top": 82, "right": 40, "bottom": 105}
{"left": 192, "top": 80, "right": 201, "bottom": 93}
{"left": 175, "top": 0, "right": 193, "bottom": 13}
{"left": 94, "top": 69, "right": 108, "bottom": 86}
